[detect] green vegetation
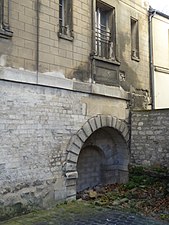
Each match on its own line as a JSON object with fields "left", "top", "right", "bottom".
{"left": 1, "top": 166, "right": 168, "bottom": 224}
{"left": 92, "top": 166, "right": 169, "bottom": 222}
{"left": 0, "top": 201, "right": 100, "bottom": 225}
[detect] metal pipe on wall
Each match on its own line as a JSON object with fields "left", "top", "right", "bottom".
{"left": 148, "top": 8, "right": 156, "bottom": 109}
{"left": 36, "top": 0, "right": 40, "bottom": 84}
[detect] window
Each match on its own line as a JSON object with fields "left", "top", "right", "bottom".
{"left": 95, "top": 1, "right": 116, "bottom": 60}
{"left": 0, "top": 0, "right": 12, "bottom": 38}
{"left": 131, "top": 17, "right": 139, "bottom": 60}
{"left": 58, "top": 0, "right": 73, "bottom": 40}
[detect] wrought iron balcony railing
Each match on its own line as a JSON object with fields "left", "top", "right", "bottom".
{"left": 95, "top": 26, "right": 111, "bottom": 59}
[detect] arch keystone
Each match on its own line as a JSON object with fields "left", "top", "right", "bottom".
{"left": 106, "top": 115, "right": 112, "bottom": 127}
{"left": 100, "top": 115, "right": 107, "bottom": 127}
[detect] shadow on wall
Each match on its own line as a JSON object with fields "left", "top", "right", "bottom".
{"left": 64, "top": 115, "right": 129, "bottom": 200}
{"left": 118, "top": 31, "right": 150, "bottom": 109}
{"left": 66, "top": 62, "right": 91, "bottom": 82}
{"left": 76, "top": 127, "right": 129, "bottom": 192}
{"left": 77, "top": 145, "right": 105, "bottom": 192}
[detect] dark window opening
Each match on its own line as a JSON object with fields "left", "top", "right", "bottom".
{"left": 95, "top": 1, "right": 116, "bottom": 60}
{"left": 0, "top": 0, "right": 13, "bottom": 38}
{"left": 59, "top": 0, "right": 73, "bottom": 40}
{"left": 131, "top": 17, "right": 139, "bottom": 60}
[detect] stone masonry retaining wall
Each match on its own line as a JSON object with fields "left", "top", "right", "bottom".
{"left": 131, "top": 110, "right": 169, "bottom": 168}
{"left": 0, "top": 79, "right": 129, "bottom": 219}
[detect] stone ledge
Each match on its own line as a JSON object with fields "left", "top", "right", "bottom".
{"left": 0, "top": 67, "right": 129, "bottom": 100}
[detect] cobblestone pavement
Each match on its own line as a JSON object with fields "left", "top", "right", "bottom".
{"left": 1, "top": 203, "right": 169, "bottom": 225}
{"left": 33, "top": 210, "right": 169, "bottom": 225}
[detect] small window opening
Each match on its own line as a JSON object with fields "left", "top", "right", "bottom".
{"left": 0, "top": 0, "right": 12, "bottom": 38}
{"left": 131, "top": 17, "right": 139, "bottom": 60}
{"left": 59, "top": 0, "right": 73, "bottom": 39}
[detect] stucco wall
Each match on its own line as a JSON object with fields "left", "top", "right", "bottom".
{"left": 152, "top": 14, "right": 169, "bottom": 109}
{"left": 154, "top": 71, "right": 169, "bottom": 109}
{"left": 152, "top": 15, "right": 169, "bottom": 69}
{"left": 117, "top": 0, "right": 150, "bottom": 92}
{"left": 131, "top": 110, "right": 169, "bottom": 167}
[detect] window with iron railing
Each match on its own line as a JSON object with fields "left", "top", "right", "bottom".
{"left": 58, "top": 0, "right": 73, "bottom": 40}
{"left": 95, "top": 1, "right": 116, "bottom": 60}
{"left": 0, "top": 0, "right": 12, "bottom": 38}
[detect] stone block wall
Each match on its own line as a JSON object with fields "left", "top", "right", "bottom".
{"left": 0, "top": 80, "right": 89, "bottom": 213}
{"left": 0, "top": 0, "right": 150, "bottom": 97}
{"left": 0, "top": 0, "right": 151, "bottom": 219}
{"left": 1, "top": 0, "right": 91, "bottom": 77}
{"left": 0, "top": 79, "right": 129, "bottom": 219}
{"left": 77, "top": 147, "right": 103, "bottom": 192}
{"left": 131, "top": 110, "right": 169, "bottom": 167}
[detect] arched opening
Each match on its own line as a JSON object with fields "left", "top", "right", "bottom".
{"left": 76, "top": 127, "right": 129, "bottom": 192}
{"left": 77, "top": 146, "right": 105, "bottom": 192}
{"left": 65, "top": 115, "right": 129, "bottom": 200}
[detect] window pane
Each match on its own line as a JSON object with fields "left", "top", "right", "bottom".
{"left": 59, "top": 0, "right": 73, "bottom": 37}
{"left": 95, "top": 3, "right": 114, "bottom": 59}
{"left": 131, "top": 18, "right": 139, "bottom": 59}
{"left": 3, "top": 0, "right": 9, "bottom": 28}
{"left": 0, "top": 0, "right": 3, "bottom": 25}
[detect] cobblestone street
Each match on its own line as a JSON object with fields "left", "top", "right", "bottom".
{"left": 33, "top": 210, "right": 169, "bottom": 225}
{"left": 56, "top": 211, "right": 167, "bottom": 225}
{"left": 1, "top": 202, "right": 168, "bottom": 225}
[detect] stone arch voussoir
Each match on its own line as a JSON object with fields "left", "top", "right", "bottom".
{"left": 65, "top": 115, "right": 129, "bottom": 200}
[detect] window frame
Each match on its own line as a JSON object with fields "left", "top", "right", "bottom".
{"left": 131, "top": 17, "right": 140, "bottom": 61}
{"left": 93, "top": 0, "right": 116, "bottom": 61}
{"left": 0, "top": 0, "right": 13, "bottom": 39}
{"left": 58, "top": 0, "right": 73, "bottom": 41}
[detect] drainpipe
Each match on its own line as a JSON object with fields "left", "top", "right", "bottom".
{"left": 148, "top": 7, "right": 156, "bottom": 109}
{"left": 90, "top": 0, "right": 96, "bottom": 83}
{"left": 36, "top": 0, "right": 40, "bottom": 84}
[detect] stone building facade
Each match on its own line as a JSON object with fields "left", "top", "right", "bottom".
{"left": 0, "top": 0, "right": 150, "bottom": 218}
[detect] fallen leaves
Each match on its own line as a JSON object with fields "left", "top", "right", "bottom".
{"left": 77, "top": 166, "right": 169, "bottom": 222}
